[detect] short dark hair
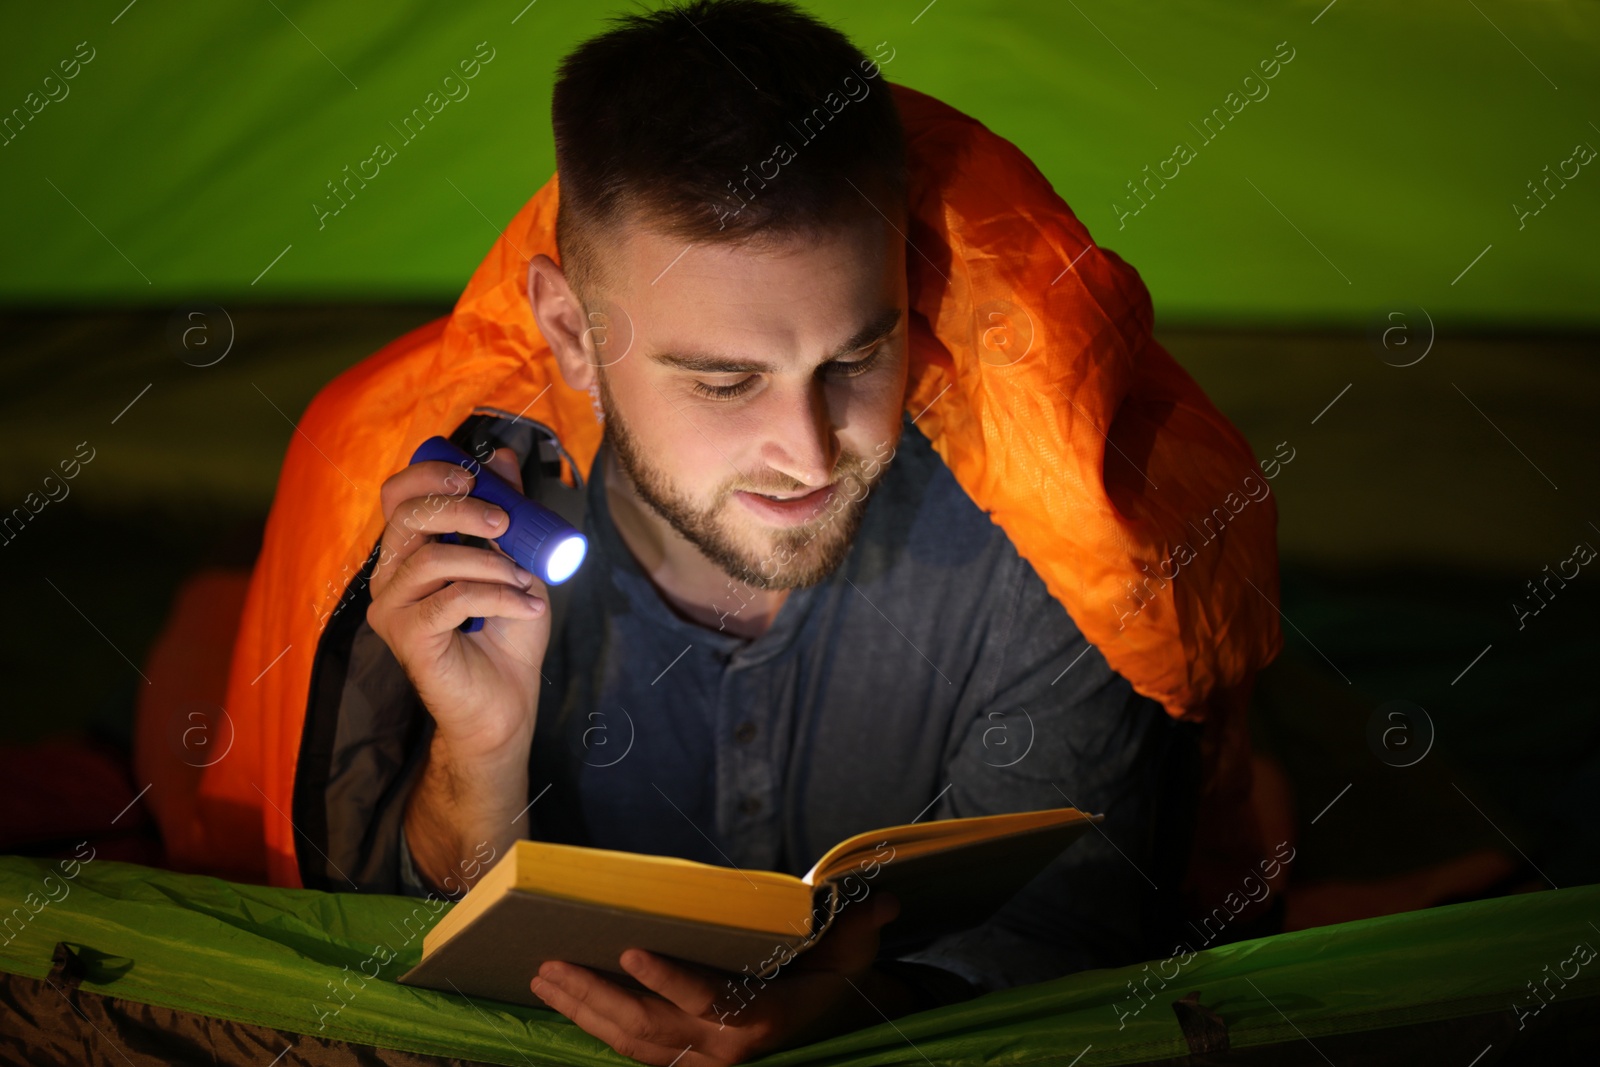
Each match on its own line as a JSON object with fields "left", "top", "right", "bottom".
{"left": 551, "top": 0, "right": 907, "bottom": 302}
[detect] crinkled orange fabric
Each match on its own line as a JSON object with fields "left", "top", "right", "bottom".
{"left": 211, "top": 83, "right": 1281, "bottom": 889}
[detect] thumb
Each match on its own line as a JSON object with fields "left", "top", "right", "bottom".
{"left": 483, "top": 447, "right": 524, "bottom": 493}
{"left": 871, "top": 891, "right": 901, "bottom": 928}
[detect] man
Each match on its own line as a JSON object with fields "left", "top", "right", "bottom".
{"left": 203, "top": 1, "right": 1282, "bottom": 1063}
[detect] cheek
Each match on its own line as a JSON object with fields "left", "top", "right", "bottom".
{"left": 630, "top": 387, "right": 758, "bottom": 499}
{"left": 691, "top": 432, "right": 748, "bottom": 501}
{"left": 835, "top": 366, "right": 906, "bottom": 449}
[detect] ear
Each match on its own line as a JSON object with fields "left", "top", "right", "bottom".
{"left": 526, "top": 254, "right": 596, "bottom": 393}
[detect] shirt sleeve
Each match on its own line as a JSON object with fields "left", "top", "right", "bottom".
{"left": 891, "top": 549, "right": 1204, "bottom": 995}
{"left": 315, "top": 618, "right": 436, "bottom": 895}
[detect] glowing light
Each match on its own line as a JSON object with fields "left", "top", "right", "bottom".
{"left": 544, "top": 535, "right": 588, "bottom": 584}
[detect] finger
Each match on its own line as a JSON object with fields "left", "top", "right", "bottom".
{"left": 483, "top": 446, "right": 524, "bottom": 493}
{"left": 531, "top": 966, "right": 699, "bottom": 1067}
{"left": 793, "top": 890, "right": 898, "bottom": 975}
{"left": 370, "top": 495, "right": 512, "bottom": 599}
{"left": 384, "top": 492, "right": 510, "bottom": 544}
{"left": 411, "top": 580, "right": 545, "bottom": 638}
{"left": 379, "top": 459, "right": 479, "bottom": 522}
{"left": 620, "top": 949, "right": 723, "bottom": 1018}
{"left": 831, "top": 889, "right": 899, "bottom": 932}
{"left": 384, "top": 542, "right": 535, "bottom": 606}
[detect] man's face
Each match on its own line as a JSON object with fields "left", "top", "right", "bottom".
{"left": 586, "top": 212, "right": 909, "bottom": 591}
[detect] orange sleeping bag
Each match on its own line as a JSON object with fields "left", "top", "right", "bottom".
{"left": 184, "top": 83, "right": 1280, "bottom": 904}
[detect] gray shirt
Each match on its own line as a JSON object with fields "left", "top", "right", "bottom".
{"left": 402, "top": 411, "right": 1201, "bottom": 996}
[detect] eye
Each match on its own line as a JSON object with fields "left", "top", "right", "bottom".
{"left": 825, "top": 343, "right": 887, "bottom": 379}
{"left": 688, "top": 344, "right": 888, "bottom": 402}
{"left": 690, "top": 377, "right": 758, "bottom": 401}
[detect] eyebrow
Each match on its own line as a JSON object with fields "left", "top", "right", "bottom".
{"left": 648, "top": 307, "right": 903, "bottom": 374}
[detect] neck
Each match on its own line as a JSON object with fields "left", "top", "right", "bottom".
{"left": 601, "top": 446, "right": 789, "bottom": 639}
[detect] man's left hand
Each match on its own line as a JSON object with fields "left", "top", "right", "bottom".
{"left": 529, "top": 891, "right": 912, "bottom": 1066}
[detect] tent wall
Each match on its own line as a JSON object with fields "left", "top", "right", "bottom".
{"left": 1, "top": 2, "right": 1596, "bottom": 326}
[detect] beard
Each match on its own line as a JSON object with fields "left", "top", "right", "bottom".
{"left": 596, "top": 369, "right": 891, "bottom": 591}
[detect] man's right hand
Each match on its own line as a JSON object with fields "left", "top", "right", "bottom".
{"left": 366, "top": 446, "right": 553, "bottom": 891}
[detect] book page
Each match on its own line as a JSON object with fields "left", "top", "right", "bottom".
{"left": 802, "top": 807, "right": 1096, "bottom": 886}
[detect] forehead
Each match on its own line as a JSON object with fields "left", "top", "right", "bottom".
{"left": 595, "top": 215, "right": 906, "bottom": 357}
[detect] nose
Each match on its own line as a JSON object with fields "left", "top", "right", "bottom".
{"left": 757, "top": 376, "right": 839, "bottom": 491}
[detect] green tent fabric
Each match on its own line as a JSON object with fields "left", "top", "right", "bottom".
{"left": 2, "top": 855, "right": 1596, "bottom": 1064}
{"left": 3, "top": 1, "right": 1598, "bottom": 326}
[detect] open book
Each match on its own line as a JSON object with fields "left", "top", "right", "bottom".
{"left": 398, "top": 805, "right": 1099, "bottom": 1007}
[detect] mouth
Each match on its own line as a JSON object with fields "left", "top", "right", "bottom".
{"left": 735, "top": 483, "right": 837, "bottom": 524}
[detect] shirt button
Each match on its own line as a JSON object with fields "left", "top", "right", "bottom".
{"left": 734, "top": 721, "right": 758, "bottom": 744}
{"left": 738, "top": 795, "right": 763, "bottom": 815}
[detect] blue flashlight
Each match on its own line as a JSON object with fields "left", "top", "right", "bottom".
{"left": 409, "top": 436, "right": 588, "bottom": 632}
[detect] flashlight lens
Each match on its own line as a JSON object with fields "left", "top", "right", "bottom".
{"left": 544, "top": 535, "right": 587, "bottom": 584}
